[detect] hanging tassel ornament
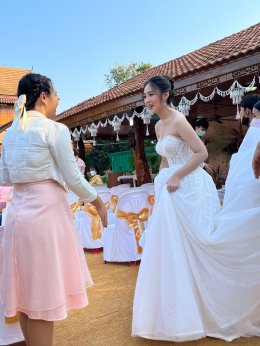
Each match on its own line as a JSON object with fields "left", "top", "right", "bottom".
{"left": 230, "top": 84, "right": 244, "bottom": 120}
{"left": 112, "top": 120, "right": 121, "bottom": 142}
{"left": 235, "top": 103, "right": 240, "bottom": 120}
{"left": 146, "top": 124, "right": 150, "bottom": 136}
{"left": 88, "top": 123, "right": 98, "bottom": 145}
{"left": 71, "top": 128, "right": 81, "bottom": 150}
{"left": 141, "top": 107, "right": 151, "bottom": 136}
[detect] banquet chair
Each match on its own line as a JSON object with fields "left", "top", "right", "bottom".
{"left": 109, "top": 187, "right": 131, "bottom": 224}
{"left": 94, "top": 185, "right": 109, "bottom": 193}
{"left": 74, "top": 202, "right": 104, "bottom": 250}
{"left": 103, "top": 189, "right": 149, "bottom": 262}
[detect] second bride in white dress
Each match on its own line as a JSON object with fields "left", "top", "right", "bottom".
{"left": 132, "top": 77, "right": 260, "bottom": 342}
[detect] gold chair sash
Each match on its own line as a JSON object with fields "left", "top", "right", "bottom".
{"left": 70, "top": 201, "right": 82, "bottom": 219}
{"left": 111, "top": 195, "right": 118, "bottom": 212}
{"left": 5, "top": 314, "right": 18, "bottom": 324}
{"left": 84, "top": 204, "right": 102, "bottom": 240}
{"left": 116, "top": 207, "right": 149, "bottom": 254}
{"left": 105, "top": 201, "right": 110, "bottom": 210}
{"left": 147, "top": 194, "right": 155, "bottom": 215}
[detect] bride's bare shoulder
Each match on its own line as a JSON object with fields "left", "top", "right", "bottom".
{"left": 155, "top": 120, "right": 161, "bottom": 138}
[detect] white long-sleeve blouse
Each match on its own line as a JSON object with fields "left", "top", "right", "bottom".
{"left": 0, "top": 111, "right": 97, "bottom": 202}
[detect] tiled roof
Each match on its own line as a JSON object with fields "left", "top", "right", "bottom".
{"left": 0, "top": 95, "right": 17, "bottom": 104}
{"left": 0, "top": 66, "right": 31, "bottom": 97}
{"left": 58, "top": 22, "right": 260, "bottom": 120}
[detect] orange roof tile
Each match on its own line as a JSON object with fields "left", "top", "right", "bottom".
{"left": 0, "top": 66, "right": 31, "bottom": 97}
{"left": 57, "top": 23, "right": 260, "bottom": 121}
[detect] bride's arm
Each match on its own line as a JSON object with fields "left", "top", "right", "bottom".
{"left": 167, "top": 115, "right": 208, "bottom": 192}
{"left": 174, "top": 116, "right": 208, "bottom": 178}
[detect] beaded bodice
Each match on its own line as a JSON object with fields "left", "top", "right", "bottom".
{"left": 156, "top": 135, "right": 193, "bottom": 167}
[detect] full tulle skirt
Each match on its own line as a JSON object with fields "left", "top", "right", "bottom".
{"left": 132, "top": 128, "right": 260, "bottom": 341}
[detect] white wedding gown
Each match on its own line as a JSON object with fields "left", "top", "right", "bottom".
{"left": 132, "top": 123, "right": 260, "bottom": 342}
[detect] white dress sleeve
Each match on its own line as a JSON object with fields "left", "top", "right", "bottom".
{"left": 0, "top": 148, "right": 12, "bottom": 186}
{"left": 49, "top": 123, "right": 97, "bottom": 202}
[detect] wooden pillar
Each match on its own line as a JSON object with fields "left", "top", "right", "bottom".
{"left": 131, "top": 117, "right": 152, "bottom": 186}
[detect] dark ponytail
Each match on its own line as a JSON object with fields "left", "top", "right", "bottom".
{"left": 17, "top": 73, "right": 53, "bottom": 110}
{"left": 144, "top": 75, "right": 175, "bottom": 106}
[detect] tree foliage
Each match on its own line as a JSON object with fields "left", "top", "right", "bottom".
{"left": 105, "top": 62, "right": 153, "bottom": 88}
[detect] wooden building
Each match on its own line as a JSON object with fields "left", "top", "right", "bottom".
{"left": 57, "top": 23, "right": 260, "bottom": 185}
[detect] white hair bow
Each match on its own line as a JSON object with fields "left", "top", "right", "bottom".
{"left": 12, "top": 94, "right": 27, "bottom": 130}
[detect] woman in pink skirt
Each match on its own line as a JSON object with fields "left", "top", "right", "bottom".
{"left": 0, "top": 73, "right": 107, "bottom": 346}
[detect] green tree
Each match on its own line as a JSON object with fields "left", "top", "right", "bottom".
{"left": 105, "top": 62, "right": 153, "bottom": 88}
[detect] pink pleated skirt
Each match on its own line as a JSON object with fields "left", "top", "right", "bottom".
{"left": 0, "top": 180, "right": 93, "bottom": 321}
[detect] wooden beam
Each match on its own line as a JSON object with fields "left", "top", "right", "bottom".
{"left": 175, "top": 53, "right": 260, "bottom": 94}
{"left": 60, "top": 52, "right": 260, "bottom": 128}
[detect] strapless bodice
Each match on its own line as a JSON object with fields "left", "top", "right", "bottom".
{"left": 155, "top": 135, "right": 193, "bottom": 167}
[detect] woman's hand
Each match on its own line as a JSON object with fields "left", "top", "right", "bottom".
{"left": 167, "top": 174, "right": 181, "bottom": 193}
{"left": 91, "top": 196, "right": 108, "bottom": 227}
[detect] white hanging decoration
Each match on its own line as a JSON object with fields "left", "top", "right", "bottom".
{"left": 199, "top": 88, "right": 216, "bottom": 102}
{"left": 80, "top": 125, "right": 88, "bottom": 135}
{"left": 108, "top": 115, "right": 125, "bottom": 141}
{"left": 113, "top": 119, "right": 121, "bottom": 141}
{"left": 235, "top": 103, "right": 240, "bottom": 120}
{"left": 244, "top": 76, "right": 256, "bottom": 92}
{"left": 178, "top": 94, "right": 198, "bottom": 116}
{"left": 229, "top": 78, "right": 255, "bottom": 119}
{"left": 126, "top": 113, "right": 135, "bottom": 126}
{"left": 132, "top": 110, "right": 142, "bottom": 118}
{"left": 88, "top": 123, "right": 98, "bottom": 145}
{"left": 71, "top": 128, "right": 81, "bottom": 149}
{"left": 140, "top": 107, "right": 152, "bottom": 136}
{"left": 97, "top": 119, "right": 108, "bottom": 128}
{"left": 229, "top": 84, "right": 245, "bottom": 105}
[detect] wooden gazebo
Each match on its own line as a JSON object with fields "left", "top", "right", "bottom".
{"left": 57, "top": 23, "right": 260, "bottom": 185}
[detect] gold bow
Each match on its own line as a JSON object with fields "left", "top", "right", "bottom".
{"left": 70, "top": 200, "right": 82, "bottom": 219}
{"left": 5, "top": 314, "right": 19, "bottom": 324}
{"left": 6, "top": 197, "right": 12, "bottom": 203}
{"left": 105, "top": 201, "right": 110, "bottom": 210}
{"left": 147, "top": 194, "right": 155, "bottom": 215}
{"left": 111, "top": 195, "right": 118, "bottom": 212}
{"left": 84, "top": 204, "right": 102, "bottom": 240}
{"left": 116, "top": 208, "right": 149, "bottom": 254}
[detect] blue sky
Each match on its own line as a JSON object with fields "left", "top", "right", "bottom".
{"left": 1, "top": 0, "right": 259, "bottom": 113}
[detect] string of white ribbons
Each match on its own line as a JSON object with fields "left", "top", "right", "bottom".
{"left": 71, "top": 76, "right": 257, "bottom": 142}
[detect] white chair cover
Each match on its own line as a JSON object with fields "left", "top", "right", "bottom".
{"left": 109, "top": 185, "right": 130, "bottom": 195}
{"left": 74, "top": 209, "right": 103, "bottom": 249}
{"left": 117, "top": 183, "right": 131, "bottom": 188}
{"left": 140, "top": 183, "right": 155, "bottom": 195}
{"left": 103, "top": 190, "right": 149, "bottom": 262}
{"left": 94, "top": 186, "right": 109, "bottom": 193}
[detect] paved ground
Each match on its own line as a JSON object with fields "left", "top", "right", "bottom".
{"left": 52, "top": 251, "right": 260, "bottom": 346}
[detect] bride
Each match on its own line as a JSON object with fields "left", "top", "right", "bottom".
{"left": 132, "top": 76, "right": 260, "bottom": 342}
